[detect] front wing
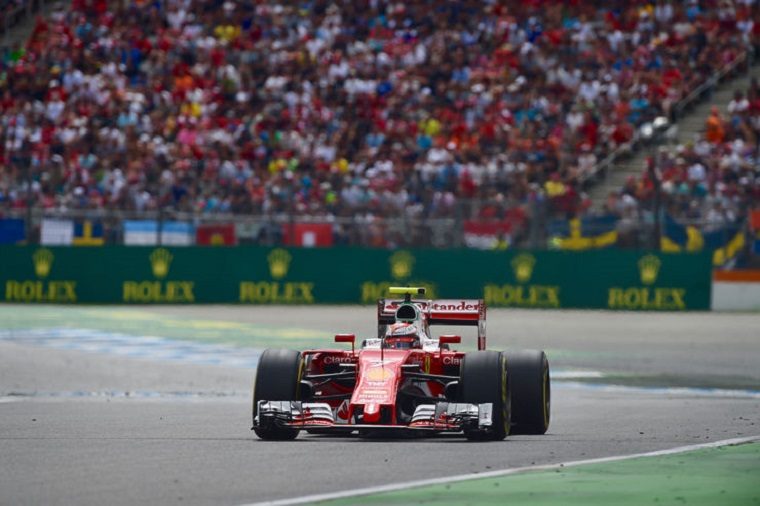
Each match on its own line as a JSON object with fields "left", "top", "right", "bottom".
{"left": 254, "top": 401, "right": 494, "bottom": 433}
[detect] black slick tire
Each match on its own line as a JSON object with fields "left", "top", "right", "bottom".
{"left": 503, "top": 350, "right": 550, "bottom": 435}
{"left": 252, "top": 349, "right": 303, "bottom": 441}
{"left": 458, "top": 350, "right": 510, "bottom": 441}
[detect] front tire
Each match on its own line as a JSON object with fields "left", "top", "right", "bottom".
{"left": 503, "top": 350, "right": 550, "bottom": 435}
{"left": 458, "top": 350, "right": 510, "bottom": 441}
{"left": 252, "top": 349, "right": 303, "bottom": 440}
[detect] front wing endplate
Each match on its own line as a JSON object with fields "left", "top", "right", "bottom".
{"left": 253, "top": 400, "right": 493, "bottom": 433}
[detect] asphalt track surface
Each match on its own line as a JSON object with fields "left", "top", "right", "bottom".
{"left": 1, "top": 306, "right": 759, "bottom": 505}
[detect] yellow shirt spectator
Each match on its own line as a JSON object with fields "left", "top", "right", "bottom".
{"left": 214, "top": 25, "right": 240, "bottom": 43}
{"left": 545, "top": 179, "right": 566, "bottom": 197}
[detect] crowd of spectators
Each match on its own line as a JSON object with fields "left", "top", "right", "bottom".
{"left": 1, "top": 0, "right": 28, "bottom": 22}
{"left": 1, "top": 0, "right": 758, "bottom": 244}
{"left": 1, "top": 0, "right": 27, "bottom": 18}
{"left": 602, "top": 77, "right": 760, "bottom": 243}
{"left": 1, "top": 0, "right": 46, "bottom": 37}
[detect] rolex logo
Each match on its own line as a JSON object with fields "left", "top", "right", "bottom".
{"left": 511, "top": 253, "right": 536, "bottom": 283}
{"left": 638, "top": 255, "right": 661, "bottom": 285}
{"left": 33, "top": 248, "right": 54, "bottom": 278}
{"left": 389, "top": 251, "right": 414, "bottom": 280}
{"left": 150, "top": 248, "right": 173, "bottom": 278}
{"left": 267, "top": 249, "right": 291, "bottom": 279}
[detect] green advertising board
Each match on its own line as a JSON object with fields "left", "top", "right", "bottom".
{"left": 0, "top": 246, "right": 712, "bottom": 310}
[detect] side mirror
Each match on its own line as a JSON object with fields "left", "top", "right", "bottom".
{"left": 335, "top": 333, "right": 355, "bottom": 352}
{"left": 439, "top": 335, "right": 461, "bottom": 347}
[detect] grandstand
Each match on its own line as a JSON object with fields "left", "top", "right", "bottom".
{"left": 0, "top": 0, "right": 758, "bottom": 261}
{"left": 575, "top": 70, "right": 759, "bottom": 267}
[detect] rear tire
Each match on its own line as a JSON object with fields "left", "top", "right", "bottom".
{"left": 252, "top": 349, "right": 303, "bottom": 441}
{"left": 503, "top": 350, "right": 550, "bottom": 435}
{"left": 458, "top": 350, "right": 510, "bottom": 441}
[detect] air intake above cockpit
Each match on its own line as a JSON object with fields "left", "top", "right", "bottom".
{"left": 395, "top": 304, "right": 419, "bottom": 322}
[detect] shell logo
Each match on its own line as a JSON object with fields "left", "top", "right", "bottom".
{"left": 365, "top": 366, "right": 393, "bottom": 381}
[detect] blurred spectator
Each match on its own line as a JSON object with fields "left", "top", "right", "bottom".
{"left": 705, "top": 106, "right": 726, "bottom": 144}
{"left": 603, "top": 81, "right": 760, "bottom": 234}
{"left": 0, "top": 0, "right": 758, "bottom": 248}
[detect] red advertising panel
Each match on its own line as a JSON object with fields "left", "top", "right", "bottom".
{"left": 463, "top": 221, "right": 514, "bottom": 249}
{"left": 196, "top": 223, "right": 237, "bottom": 246}
{"left": 751, "top": 209, "right": 760, "bottom": 231}
{"left": 464, "top": 208, "right": 526, "bottom": 249}
{"left": 281, "top": 223, "right": 333, "bottom": 247}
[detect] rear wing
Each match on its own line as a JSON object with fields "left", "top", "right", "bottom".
{"left": 377, "top": 288, "right": 487, "bottom": 350}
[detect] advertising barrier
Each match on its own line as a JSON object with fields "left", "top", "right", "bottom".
{"left": 0, "top": 246, "right": 712, "bottom": 309}
{"left": 0, "top": 218, "right": 25, "bottom": 244}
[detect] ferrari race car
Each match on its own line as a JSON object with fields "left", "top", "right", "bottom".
{"left": 252, "top": 287, "right": 550, "bottom": 441}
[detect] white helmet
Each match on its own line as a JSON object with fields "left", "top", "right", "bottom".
{"left": 384, "top": 323, "right": 421, "bottom": 349}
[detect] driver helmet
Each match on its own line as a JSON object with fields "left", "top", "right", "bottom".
{"left": 384, "top": 322, "right": 421, "bottom": 349}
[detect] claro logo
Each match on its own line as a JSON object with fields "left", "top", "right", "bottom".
{"left": 442, "top": 356, "right": 461, "bottom": 366}
{"left": 322, "top": 355, "right": 354, "bottom": 365}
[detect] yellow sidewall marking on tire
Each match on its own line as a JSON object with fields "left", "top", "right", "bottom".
{"left": 501, "top": 355, "right": 509, "bottom": 434}
{"left": 543, "top": 367, "right": 550, "bottom": 429}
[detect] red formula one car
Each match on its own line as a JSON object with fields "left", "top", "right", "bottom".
{"left": 252, "top": 287, "right": 550, "bottom": 441}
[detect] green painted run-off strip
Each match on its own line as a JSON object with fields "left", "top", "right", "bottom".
{"left": 0, "top": 306, "right": 331, "bottom": 349}
{"left": 320, "top": 442, "right": 760, "bottom": 506}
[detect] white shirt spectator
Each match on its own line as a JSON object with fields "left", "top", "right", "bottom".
{"left": 45, "top": 99, "right": 65, "bottom": 123}
{"left": 579, "top": 80, "right": 601, "bottom": 102}
{"left": 687, "top": 163, "right": 707, "bottom": 182}
{"left": 655, "top": 3, "right": 674, "bottom": 23}
{"left": 727, "top": 97, "right": 749, "bottom": 114}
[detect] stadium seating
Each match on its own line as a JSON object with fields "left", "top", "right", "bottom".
{"left": 1, "top": 1, "right": 758, "bottom": 247}
{"left": 610, "top": 76, "right": 760, "bottom": 221}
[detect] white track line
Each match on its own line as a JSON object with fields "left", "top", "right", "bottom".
{"left": 0, "top": 390, "right": 246, "bottom": 403}
{"left": 554, "top": 381, "right": 760, "bottom": 399}
{"left": 551, "top": 370, "right": 606, "bottom": 379}
{"left": 241, "top": 435, "right": 760, "bottom": 506}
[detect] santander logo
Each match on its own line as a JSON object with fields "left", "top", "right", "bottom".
{"left": 431, "top": 301, "right": 478, "bottom": 311}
